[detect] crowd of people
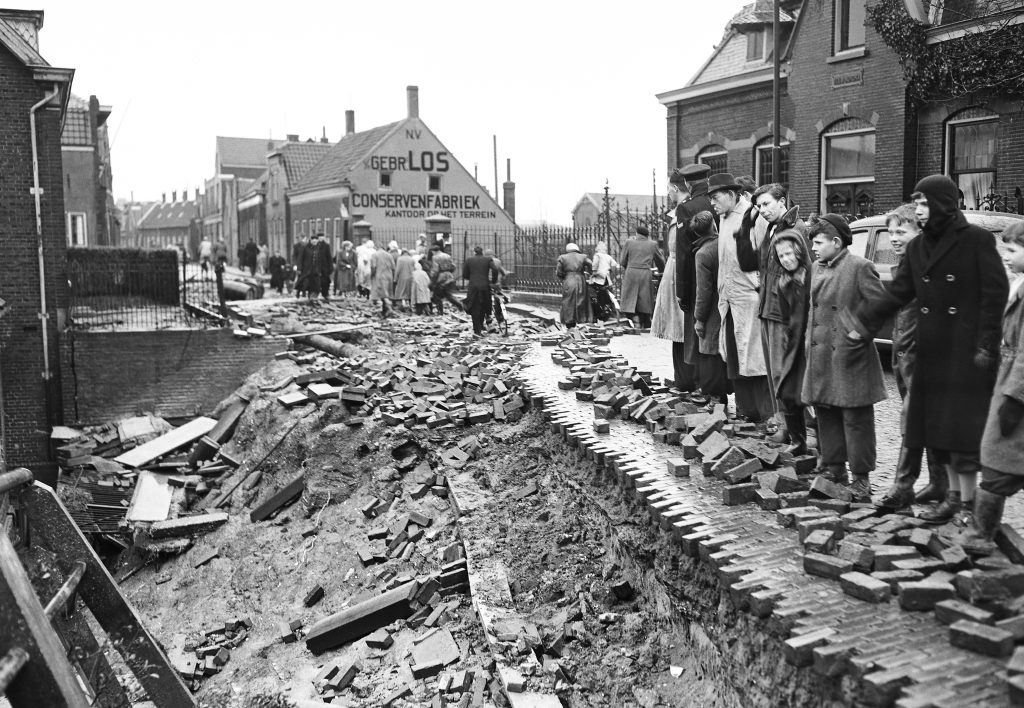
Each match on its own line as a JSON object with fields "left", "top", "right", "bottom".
{"left": 546, "top": 165, "right": 1024, "bottom": 554}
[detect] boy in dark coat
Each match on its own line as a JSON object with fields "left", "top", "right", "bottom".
{"left": 804, "top": 214, "right": 888, "bottom": 502}
{"left": 855, "top": 175, "right": 1008, "bottom": 522}
{"left": 691, "top": 211, "right": 730, "bottom": 404}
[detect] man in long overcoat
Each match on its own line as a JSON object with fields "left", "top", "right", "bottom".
{"left": 856, "top": 174, "right": 1008, "bottom": 520}
{"left": 619, "top": 225, "right": 665, "bottom": 328}
{"left": 463, "top": 245, "right": 499, "bottom": 335}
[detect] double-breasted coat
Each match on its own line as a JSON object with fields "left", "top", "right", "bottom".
{"left": 802, "top": 249, "right": 888, "bottom": 408}
{"left": 981, "top": 280, "right": 1024, "bottom": 474}
{"left": 858, "top": 175, "right": 1008, "bottom": 450}
{"left": 692, "top": 233, "right": 722, "bottom": 355}
{"left": 619, "top": 236, "right": 665, "bottom": 315}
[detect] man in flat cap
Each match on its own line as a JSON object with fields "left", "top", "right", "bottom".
{"left": 674, "top": 163, "right": 718, "bottom": 394}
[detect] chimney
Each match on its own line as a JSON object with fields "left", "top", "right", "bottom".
{"left": 162, "top": 192, "right": 166, "bottom": 203}
{"left": 194, "top": 188, "right": 200, "bottom": 202}
{"left": 267, "top": 139, "right": 275, "bottom": 150}
{"left": 320, "top": 126, "right": 328, "bottom": 143}
{"left": 286, "top": 133, "right": 299, "bottom": 142}
{"left": 345, "top": 110, "right": 355, "bottom": 136}
{"left": 172, "top": 190, "right": 178, "bottom": 202}
{"left": 502, "top": 158, "right": 516, "bottom": 223}
{"left": 407, "top": 85, "right": 419, "bottom": 119}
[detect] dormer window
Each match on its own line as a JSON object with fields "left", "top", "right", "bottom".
{"left": 746, "top": 27, "right": 773, "bottom": 62}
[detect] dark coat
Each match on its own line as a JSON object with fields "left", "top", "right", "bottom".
{"left": 673, "top": 183, "right": 716, "bottom": 311}
{"left": 771, "top": 231, "right": 812, "bottom": 406}
{"left": 734, "top": 205, "right": 809, "bottom": 323}
{"left": 802, "top": 249, "right": 888, "bottom": 408}
{"left": 297, "top": 241, "right": 322, "bottom": 293}
{"left": 891, "top": 254, "right": 919, "bottom": 395}
{"left": 858, "top": 175, "right": 1008, "bottom": 450}
{"left": 269, "top": 255, "right": 287, "bottom": 289}
{"left": 556, "top": 251, "right": 592, "bottom": 325}
{"left": 462, "top": 255, "right": 498, "bottom": 316}
{"left": 981, "top": 282, "right": 1024, "bottom": 475}
{"left": 317, "top": 240, "right": 332, "bottom": 279}
{"left": 619, "top": 237, "right": 665, "bottom": 315}
{"left": 692, "top": 234, "right": 722, "bottom": 355}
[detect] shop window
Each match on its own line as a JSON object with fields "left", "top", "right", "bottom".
{"left": 380, "top": 172, "right": 392, "bottom": 188}
{"left": 428, "top": 175, "right": 441, "bottom": 191}
{"left": 947, "top": 111, "right": 998, "bottom": 210}
{"left": 821, "top": 119, "right": 875, "bottom": 216}
{"left": 696, "top": 144, "right": 728, "bottom": 175}
{"left": 67, "top": 212, "right": 87, "bottom": 246}
{"left": 834, "top": 0, "right": 866, "bottom": 53}
{"left": 754, "top": 137, "right": 791, "bottom": 188}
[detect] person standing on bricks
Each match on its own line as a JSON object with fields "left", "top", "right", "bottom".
{"left": 653, "top": 169, "right": 695, "bottom": 390}
{"left": 555, "top": 242, "right": 592, "bottom": 329}
{"left": 803, "top": 214, "right": 888, "bottom": 503}
{"left": 463, "top": 245, "right": 500, "bottom": 335}
{"left": 854, "top": 175, "right": 1008, "bottom": 524}
{"left": 874, "top": 204, "right": 949, "bottom": 512}
{"left": 618, "top": 225, "right": 664, "bottom": 329}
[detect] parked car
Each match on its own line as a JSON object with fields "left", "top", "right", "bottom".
{"left": 848, "top": 210, "right": 1024, "bottom": 347}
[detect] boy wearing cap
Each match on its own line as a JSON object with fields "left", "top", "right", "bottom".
{"left": 803, "top": 214, "right": 888, "bottom": 501}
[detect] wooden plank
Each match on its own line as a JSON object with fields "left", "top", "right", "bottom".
{"left": 249, "top": 471, "right": 305, "bottom": 522}
{"left": 0, "top": 531, "right": 91, "bottom": 708}
{"left": 114, "top": 417, "right": 217, "bottom": 468}
{"left": 22, "top": 482, "right": 196, "bottom": 707}
{"left": 150, "top": 512, "right": 229, "bottom": 539}
{"left": 305, "top": 580, "right": 419, "bottom": 654}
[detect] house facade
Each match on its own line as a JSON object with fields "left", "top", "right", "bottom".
{"left": 658, "top": 0, "right": 1023, "bottom": 218}
{"left": 571, "top": 192, "right": 661, "bottom": 227}
{"left": 135, "top": 196, "right": 199, "bottom": 251}
{"left": 61, "top": 93, "right": 118, "bottom": 246}
{"left": 0, "top": 8, "right": 74, "bottom": 483}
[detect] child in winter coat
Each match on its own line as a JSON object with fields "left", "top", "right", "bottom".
{"left": 411, "top": 261, "right": 433, "bottom": 315}
{"left": 964, "top": 221, "right": 1024, "bottom": 554}
{"left": 771, "top": 228, "right": 812, "bottom": 455}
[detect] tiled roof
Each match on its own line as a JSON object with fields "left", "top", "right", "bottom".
{"left": 279, "top": 141, "right": 335, "bottom": 185}
{"left": 216, "top": 136, "right": 282, "bottom": 171}
{"left": 581, "top": 193, "right": 659, "bottom": 212}
{"left": 241, "top": 170, "right": 268, "bottom": 199}
{"left": 62, "top": 94, "right": 92, "bottom": 147}
{"left": 137, "top": 200, "right": 198, "bottom": 230}
{"left": 729, "top": 0, "right": 795, "bottom": 29}
{"left": 291, "top": 122, "right": 402, "bottom": 192}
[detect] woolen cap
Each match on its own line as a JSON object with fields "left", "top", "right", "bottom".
{"left": 706, "top": 172, "right": 742, "bottom": 195}
{"left": 635, "top": 225, "right": 650, "bottom": 237}
{"left": 817, "top": 213, "right": 853, "bottom": 246}
{"left": 681, "top": 163, "right": 712, "bottom": 180}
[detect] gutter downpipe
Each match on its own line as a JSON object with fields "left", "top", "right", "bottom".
{"left": 30, "top": 83, "right": 60, "bottom": 384}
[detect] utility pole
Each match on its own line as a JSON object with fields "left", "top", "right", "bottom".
{"left": 772, "top": 0, "right": 782, "bottom": 183}
{"left": 493, "top": 135, "right": 499, "bottom": 200}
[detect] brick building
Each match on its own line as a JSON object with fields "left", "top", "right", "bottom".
{"left": 658, "top": 0, "right": 1024, "bottom": 217}
{"left": 0, "top": 8, "right": 74, "bottom": 482}
{"left": 134, "top": 194, "right": 200, "bottom": 251}
{"left": 61, "top": 93, "right": 118, "bottom": 246}
{"left": 571, "top": 192, "right": 661, "bottom": 227}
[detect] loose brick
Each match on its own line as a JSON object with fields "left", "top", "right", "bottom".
{"left": 783, "top": 627, "right": 835, "bottom": 667}
{"left": 810, "top": 476, "right": 853, "bottom": 502}
{"left": 949, "top": 619, "right": 1015, "bottom": 657}
{"left": 797, "top": 516, "right": 844, "bottom": 544}
{"left": 864, "top": 667, "right": 914, "bottom": 706}
{"left": 839, "top": 572, "right": 891, "bottom": 603}
{"left": 709, "top": 446, "right": 746, "bottom": 478}
{"left": 955, "top": 568, "right": 1024, "bottom": 603}
{"left": 755, "top": 487, "right": 781, "bottom": 511}
{"left": 1009, "top": 674, "right": 1024, "bottom": 707}
{"left": 997, "top": 615, "right": 1024, "bottom": 641}
{"left": 871, "top": 569, "right": 924, "bottom": 594}
{"left": 666, "top": 457, "right": 689, "bottom": 477}
{"left": 697, "top": 431, "right": 730, "bottom": 461}
{"left": 837, "top": 541, "right": 875, "bottom": 573}
{"left": 804, "top": 552, "right": 854, "bottom": 579}
{"left": 804, "top": 529, "right": 838, "bottom": 555}
{"left": 871, "top": 545, "right": 921, "bottom": 571}
{"left": 722, "top": 482, "right": 759, "bottom": 506}
{"left": 1008, "top": 647, "right": 1024, "bottom": 676}
{"left": 724, "top": 458, "right": 762, "bottom": 484}
{"left": 897, "top": 580, "right": 956, "bottom": 611}
{"left": 934, "top": 599, "right": 995, "bottom": 626}
{"left": 813, "top": 643, "right": 855, "bottom": 677}
{"left": 997, "top": 523, "right": 1024, "bottom": 565}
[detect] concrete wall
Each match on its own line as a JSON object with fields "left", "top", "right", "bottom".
{"left": 66, "top": 328, "right": 284, "bottom": 424}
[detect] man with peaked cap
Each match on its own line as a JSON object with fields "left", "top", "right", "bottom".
{"left": 655, "top": 168, "right": 697, "bottom": 392}
{"left": 674, "top": 163, "right": 718, "bottom": 394}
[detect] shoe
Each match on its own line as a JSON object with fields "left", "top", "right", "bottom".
{"left": 814, "top": 464, "right": 848, "bottom": 486}
{"left": 782, "top": 413, "right": 807, "bottom": 456}
{"left": 875, "top": 486, "right": 915, "bottom": 512}
{"left": 920, "top": 491, "right": 961, "bottom": 524}
{"left": 959, "top": 489, "right": 1005, "bottom": 556}
{"left": 848, "top": 477, "right": 871, "bottom": 504}
{"left": 914, "top": 458, "right": 949, "bottom": 504}
{"left": 767, "top": 428, "right": 789, "bottom": 445}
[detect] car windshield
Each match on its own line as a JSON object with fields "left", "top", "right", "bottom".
{"left": 850, "top": 229, "right": 869, "bottom": 258}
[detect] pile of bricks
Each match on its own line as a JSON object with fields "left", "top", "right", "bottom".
{"left": 175, "top": 617, "right": 253, "bottom": 690}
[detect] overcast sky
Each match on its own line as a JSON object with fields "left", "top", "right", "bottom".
{"left": 25, "top": 1, "right": 740, "bottom": 224}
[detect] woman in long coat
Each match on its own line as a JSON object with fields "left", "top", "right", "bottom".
{"left": 556, "top": 243, "right": 592, "bottom": 327}
{"left": 370, "top": 245, "right": 396, "bottom": 316}
{"left": 691, "top": 212, "right": 729, "bottom": 403}
{"left": 651, "top": 217, "right": 688, "bottom": 344}
{"left": 333, "top": 241, "right": 357, "bottom": 295}
{"left": 857, "top": 175, "right": 1008, "bottom": 521}
{"left": 393, "top": 250, "right": 416, "bottom": 304}
{"left": 619, "top": 226, "right": 665, "bottom": 328}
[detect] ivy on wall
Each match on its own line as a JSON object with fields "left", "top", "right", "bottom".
{"left": 867, "top": 0, "right": 1024, "bottom": 102}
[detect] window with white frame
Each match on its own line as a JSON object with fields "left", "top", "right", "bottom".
{"left": 834, "top": 0, "right": 866, "bottom": 53}
{"left": 696, "top": 144, "right": 728, "bottom": 175}
{"left": 755, "top": 137, "right": 791, "bottom": 188}
{"left": 67, "top": 212, "right": 87, "bottom": 246}
{"left": 746, "top": 27, "right": 773, "bottom": 62}
{"left": 946, "top": 109, "right": 998, "bottom": 210}
{"left": 821, "top": 118, "right": 875, "bottom": 216}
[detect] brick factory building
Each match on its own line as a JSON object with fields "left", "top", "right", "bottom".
{"left": 0, "top": 8, "right": 74, "bottom": 483}
{"left": 658, "top": 0, "right": 1024, "bottom": 217}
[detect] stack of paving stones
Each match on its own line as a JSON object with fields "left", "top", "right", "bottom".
{"left": 513, "top": 330, "right": 1024, "bottom": 707}
{"left": 175, "top": 617, "right": 253, "bottom": 690}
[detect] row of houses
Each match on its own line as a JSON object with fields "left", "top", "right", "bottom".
{"left": 658, "top": 0, "right": 1024, "bottom": 218}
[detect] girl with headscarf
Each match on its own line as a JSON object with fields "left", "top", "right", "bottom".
{"left": 556, "top": 243, "right": 592, "bottom": 328}
{"left": 588, "top": 241, "right": 618, "bottom": 321}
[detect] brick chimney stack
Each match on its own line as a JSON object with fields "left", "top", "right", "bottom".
{"left": 345, "top": 110, "right": 355, "bottom": 136}
{"left": 407, "top": 85, "right": 419, "bottom": 119}
{"left": 503, "top": 159, "right": 516, "bottom": 222}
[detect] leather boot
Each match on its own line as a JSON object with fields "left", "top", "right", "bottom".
{"left": 876, "top": 445, "right": 921, "bottom": 511}
{"left": 814, "top": 463, "right": 848, "bottom": 486}
{"left": 960, "top": 489, "right": 1005, "bottom": 556}
{"left": 920, "top": 490, "right": 961, "bottom": 524}
{"left": 783, "top": 413, "right": 807, "bottom": 456}
{"left": 914, "top": 455, "right": 949, "bottom": 504}
{"left": 848, "top": 475, "right": 871, "bottom": 503}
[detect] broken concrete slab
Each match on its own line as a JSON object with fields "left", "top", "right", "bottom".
{"left": 305, "top": 580, "right": 419, "bottom": 654}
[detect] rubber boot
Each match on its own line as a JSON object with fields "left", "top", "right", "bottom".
{"left": 876, "top": 445, "right": 920, "bottom": 512}
{"left": 959, "top": 488, "right": 1005, "bottom": 556}
{"left": 914, "top": 455, "right": 949, "bottom": 504}
{"left": 920, "top": 490, "right": 961, "bottom": 525}
{"left": 782, "top": 413, "right": 807, "bottom": 456}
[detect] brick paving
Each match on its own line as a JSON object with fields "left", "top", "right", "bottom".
{"left": 518, "top": 335, "right": 1016, "bottom": 708}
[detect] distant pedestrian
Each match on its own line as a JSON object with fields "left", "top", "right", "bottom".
{"left": 394, "top": 249, "right": 416, "bottom": 306}
{"left": 370, "top": 242, "right": 396, "bottom": 316}
{"left": 356, "top": 237, "right": 374, "bottom": 298}
{"left": 856, "top": 175, "right": 1008, "bottom": 523}
{"left": 212, "top": 238, "right": 228, "bottom": 271}
{"left": 463, "top": 245, "right": 499, "bottom": 335}
{"left": 257, "top": 244, "right": 268, "bottom": 275}
{"left": 334, "top": 240, "right": 357, "bottom": 296}
{"left": 292, "top": 233, "right": 308, "bottom": 296}
{"left": 243, "top": 239, "right": 259, "bottom": 276}
{"left": 588, "top": 241, "right": 619, "bottom": 322}
{"left": 708, "top": 172, "right": 773, "bottom": 423}
{"left": 296, "top": 233, "right": 323, "bottom": 300}
{"left": 411, "top": 261, "right": 432, "bottom": 314}
{"left": 429, "top": 246, "right": 461, "bottom": 315}
{"left": 803, "top": 214, "right": 888, "bottom": 502}
{"left": 269, "top": 252, "right": 287, "bottom": 294}
{"left": 690, "top": 211, "right": 730, "bottom": 405}
{"left": 316, "top": 233, "right": 332, "bottom": 300}
{"left": 619, "top": 225, "right": 664, "bottom": 329}
{"left": 555, "top": 243, "right": 592, "bottom": 328}
{"left": 485, "top": 248, "right": 509, "bottom": 333}
{"left": 199, "top": 237, "right": 213, "bottom": 274}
